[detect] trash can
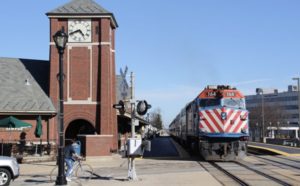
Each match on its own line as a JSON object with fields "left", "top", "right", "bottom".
{"left": 73, "top": 141, "right": 81, "bottom": 155}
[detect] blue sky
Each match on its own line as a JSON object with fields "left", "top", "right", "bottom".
{"left": 1, "top": 1, "right": 300, "bottom": 127}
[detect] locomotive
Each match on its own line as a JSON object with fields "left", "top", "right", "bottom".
{"left": 169, "top": 85, "right": 249, "bottom": 161}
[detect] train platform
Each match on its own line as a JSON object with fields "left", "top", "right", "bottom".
{"left": 11, "top": 137, "right": 221, "bottom": 186}
{"left": 248, "top": 141, "right": 300, "bottom": 156}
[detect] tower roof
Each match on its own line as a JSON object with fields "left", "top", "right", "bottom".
{"left": 46, "top": 0, "right": 118, "bottom": 27}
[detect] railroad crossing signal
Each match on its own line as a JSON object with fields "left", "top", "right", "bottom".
{"left": 113, "top": 100, "right": 126, "bottom": 115}
{"left": 120, "top": 66, "right": 129, "bottom": 99}
{"left": 136, "top": 100, "right": 151, "bottom": 116}
{"left": 120, "top": 66, "right": 128, "bottom": 88}
{"left": 114, "top": 71, "right": 152, "bottom": 181}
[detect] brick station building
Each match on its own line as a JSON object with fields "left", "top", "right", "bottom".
{"left": 0, "top": 0, "right": 119, "bottom": 157}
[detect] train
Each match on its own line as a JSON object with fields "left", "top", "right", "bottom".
{"left": 169, "top": 85, "right": 249, "bottom": 161}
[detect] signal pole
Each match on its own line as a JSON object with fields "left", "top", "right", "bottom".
{"left": 130, "top": 72, "right": 136, "bottom": 139}
{"left": 128, "top": 72, "right": 138, "bottom": 180}
{"left": 113, "top": 71, "right": 151, "bottom": 181}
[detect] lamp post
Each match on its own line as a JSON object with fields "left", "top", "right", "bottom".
{"left": 287, "top": 121, "right": 290, "bottom": 138}
{"left": 292, "top": 77, "right": 300, "bottom": 138}
{"left": 53, "top": 29, "right": 68, "bottom": 186}
{"left": 269, "top": 122, "right": 272, "bottom": 138}
{"left": 256, "top": 122, "right": 259, "bottom": 142}
{"left": 256, "top": 88, "right": 265, "bottom": 142}
{"left": 277, "top": 121, "right": 280, "bottom": 138}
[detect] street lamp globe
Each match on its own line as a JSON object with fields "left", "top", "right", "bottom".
{"left": 53, "top": 30, "right": 68, "bottom": 52}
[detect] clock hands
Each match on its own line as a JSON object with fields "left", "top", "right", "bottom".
{"left": 69, "top": 29, "right": 84, "bottom": 37}
{"left": 69, "top": 29, "right": 79, "bottom": 35}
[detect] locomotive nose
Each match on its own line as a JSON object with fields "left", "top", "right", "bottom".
{"left": 199, "top": 107, "right": 248, "bottom": 133}
{"left": 221, "top": 107, "right": 248, "bottom": 133}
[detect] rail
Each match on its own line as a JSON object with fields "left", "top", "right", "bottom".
{"left": 208, "top": 162, "right": 249, "bottom": 186}
{"left": 234, "top": 161, "right": 292, "bottom": 186}
{"left": 252, "top": 155, "right": 300, "bottom": 170}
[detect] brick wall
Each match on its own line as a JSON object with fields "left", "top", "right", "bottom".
{"left": 69, "top": 47, "right": 91, "bottom": 100}
{"left": 78, "top": 135, "right": 113, "bottom": 156}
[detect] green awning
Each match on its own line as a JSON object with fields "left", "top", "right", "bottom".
{"left": 34, "top": 115, "right": 43, "bottom": 138}
{"left": 0, "top": 116, "right": 32, "bottom": 129}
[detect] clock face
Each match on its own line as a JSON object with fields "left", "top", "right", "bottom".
{"left": 68, "top": 19, "right": 92, "bottom": 42}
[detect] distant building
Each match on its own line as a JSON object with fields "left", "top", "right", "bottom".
{"left": 246, "top": 86, "right": 300, "bottom": 139}
{"left": 246, "top": 86, "right": 299, "bottom": 125}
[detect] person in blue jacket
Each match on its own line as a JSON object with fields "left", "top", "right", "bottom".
{"left": 64, "top": 138, "right": 80, "bottom": 181}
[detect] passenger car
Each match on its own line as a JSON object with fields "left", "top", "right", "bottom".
{"left": 0, "top": 156, "right": 19, "bottom": 186}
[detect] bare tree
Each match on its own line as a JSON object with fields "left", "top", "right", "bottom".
{"left": 249, "top": 102, "right": 286, "bottom": 138}
{"left": 149, "top": 108, "right": 163, "bottom": 130}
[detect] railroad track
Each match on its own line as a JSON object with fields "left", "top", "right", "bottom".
{"left": 209, "top": 162, "right": 249, "bottom": 186}
{"left": 198, "top": 161, "right": 292, "bottom": 186}
{"left": 234, "top": 161, "right": 292, "bottom": 186}
{"left": 253, "top": 155, "right": 300, "bottom": 170}
{"left": 269, "top": 156, "right": 300, "bottom": 164}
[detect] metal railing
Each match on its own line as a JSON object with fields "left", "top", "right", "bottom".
{"left": 0, "top": 139, "right": 57, "bottom": 157}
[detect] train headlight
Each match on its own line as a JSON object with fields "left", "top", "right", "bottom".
{"left": 221, "top": 112, "right": 227, "bottom": 120}
{"left": 241, "top": 128, "right": 247, "bottom": 133}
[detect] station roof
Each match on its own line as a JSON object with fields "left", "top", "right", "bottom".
{"left": 0, "top": 58, "right": 56, "bottom": 115}
{"left": 46, "top": 0, "right": 118, "bottom": 28}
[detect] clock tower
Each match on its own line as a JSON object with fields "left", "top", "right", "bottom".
{"left": 47, "top": 0, "right": 118, "bottom": 155}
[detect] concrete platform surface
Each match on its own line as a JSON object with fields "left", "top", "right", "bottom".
{"left": 11, "top": 154, "right": 221, "bottom": 186}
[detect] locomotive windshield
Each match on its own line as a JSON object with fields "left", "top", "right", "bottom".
{"left": 222, "top": 98, "right": 245, "bottom": 109}
{"left": 199, "top": 99, "right": 221, "bottom": 107}
{"left": 199, "top": 98, "right": 245, "bottom": 109}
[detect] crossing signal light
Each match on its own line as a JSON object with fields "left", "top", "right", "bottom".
{"left": 113, "top": 100, "right": 126, "bottom": 115}
{"left": 136, "top": 100, "right": 151, "bottom": 116}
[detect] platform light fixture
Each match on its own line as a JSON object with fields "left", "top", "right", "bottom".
{"left": 256, "top": 88, "right": 265, "bottom": 142}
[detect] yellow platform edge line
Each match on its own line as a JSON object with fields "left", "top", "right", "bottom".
{"left": 248, "top": 145, "right": 290, "bottom": 156}
{"left": 250, "top": 142, "right": 300, "bottom": 150}
{"left": 286, "top": 154, "right": 300, "bottom": 157}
